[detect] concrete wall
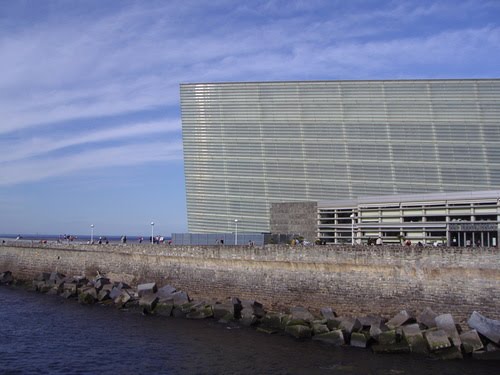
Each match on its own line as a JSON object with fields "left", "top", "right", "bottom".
{"left": 270, "top": 201, "right": 318, "bottom": 242}
{"left": 1, "top": 242, "right": 499, "bottom": 324}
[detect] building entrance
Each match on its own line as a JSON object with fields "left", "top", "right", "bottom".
{"left": 449, "top": 223, "right": 498, "bottom": 247}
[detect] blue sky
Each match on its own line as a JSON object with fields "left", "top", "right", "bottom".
{"left": 0, "top": 0, "right": 499, "bottom": 237}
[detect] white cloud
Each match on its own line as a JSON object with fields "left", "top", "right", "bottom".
{"left": 0, "top": 119, "right": 181, "bottom": 164}
{"left": 0, "top": 140, "right": 183, "bottom": 186}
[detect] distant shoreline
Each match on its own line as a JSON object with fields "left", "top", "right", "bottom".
{"left": 0, "top": 234, "right": 171, "bottom": 244}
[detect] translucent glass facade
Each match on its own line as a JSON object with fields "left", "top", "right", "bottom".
{"left": 180, "top": 79, "right": 500, "bottom": 233}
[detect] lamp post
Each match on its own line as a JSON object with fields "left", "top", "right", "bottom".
{"left": 151, "top": 221, "right": 154, "bottom": 244}
{"left": 90, "top": 224, "right": 94, "bottom": 244}
{"left": 350, "top": 213, "right": 356, "bottom": 246}
{"left": 234, "top": 219, "right": 238, "bottom": 245}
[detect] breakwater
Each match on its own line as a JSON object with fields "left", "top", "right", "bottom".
{"left": 0, "top": 242, "right": 499, "bottom": 324}
{"left": 2, "top": 267, "right": 500, "bottom": 361}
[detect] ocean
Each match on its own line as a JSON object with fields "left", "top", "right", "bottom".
{"left": 0, "top": 286, "right": 497, "bottom": 375}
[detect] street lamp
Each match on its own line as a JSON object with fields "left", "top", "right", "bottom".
{"left": 90, "top": 224, "right": 94, "bottom": 244}
{"left": 151, "top": 221, "right": 154, "bottom": 244}
{"left": 234, "top": 219, "right": 238, "bottom": 245}
{"left": 350, "top": 213, "right": 356, "bottom": 246}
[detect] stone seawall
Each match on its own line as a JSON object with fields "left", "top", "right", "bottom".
{"left": 1, "top": 242, "right": 499, "bottom": 323}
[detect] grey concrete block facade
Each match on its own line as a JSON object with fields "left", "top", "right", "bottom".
{"left": 270, "top": 201, "right": 317, "bottom": 241}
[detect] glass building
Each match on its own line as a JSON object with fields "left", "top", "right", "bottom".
{"left": 180, "top": 79, "right": 500, "bottom": 234}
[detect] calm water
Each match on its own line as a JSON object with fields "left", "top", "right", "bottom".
{"left": 0, "top": 287, "right": 497, "bottom": 375}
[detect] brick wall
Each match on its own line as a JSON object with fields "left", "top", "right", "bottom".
{"left": 1, "top": 242, "right": 498, "bottom": 323}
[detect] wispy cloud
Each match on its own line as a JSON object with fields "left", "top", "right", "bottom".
{"left": 0, "top": 119, "right": 180, "bottom": 164}
{"left": 0, "top": 140, "right": 183, "bottom": 186}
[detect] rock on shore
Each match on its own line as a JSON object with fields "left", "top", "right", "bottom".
{"left": 2, "top": 269, "right": 500, "bottom": 361}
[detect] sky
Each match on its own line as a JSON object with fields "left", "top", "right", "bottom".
{"left": 0, "top": 0, "right": 499, "bottom": 237}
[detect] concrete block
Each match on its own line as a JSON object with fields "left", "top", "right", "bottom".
{"left": 402, "top": 323, "right": 428, "bottom": 354}
{"left": 435, "top": 313, "right": 461, "bottom": 347}
{"left": 94, "top": 277, "right": 110, "bottom": 291}
{"left": 285, "top": 324, "right": 312, "bottom": 339}
{"left": 486, "top": 343, "right": 500, "bottom": 352}
{"left": 386, "top": 310, "right": 411, "bottom": 329}
{"left": 350, "top": 332, "right": 368, "bottom": 348}
{"left": 260, "top": 313, "right": 285, "bottom": 331}
{"left": 239, "top": 307, "right": 258, "bottom": 326}
{"left": 430, "top": 346, "right": 463, "bottom": 360}
{"left": 97, "top": 289, "right": 110, "bottom": 301}
{"left": 157, "top": 284, "right": 176, "bottom": 298}
{"left": 417, "top": 307, "right": 438, "bottom": 329}
{"left": 78, "top": 287, "right": 97, "bottom": 304}
{"left": 369, "top": 325, "right": 383, "bottom": 341}
{"left": 154, "top": 302, "right": 173, "bottom": 317}
{"left": 63, "top": 283, "right": 77, "bottom": 294}
{"left": 109, "top": 286, "right": 122, "bottom": 300}
{"left": 425, "top": 329, "right": 452, "bottom": 351}
{"left": 339, "top": 317, "right": 362, "bottom": 336}
{"left": 116, "top": 282, "right": 130, "bottom": 290}
{"left": 320, "top": 307, "right": 336, "bottom": 320}
{"left": 114, "top": 289, "right": 131, "bottom": 308}
{"left": 358, "top": 315, "right": 383, "bottom": 328}
{"left": 326, "top": 317, "right": 342, "bottom": 330}
{"left": 0, "top": 271, "right": 13, "bottom": 284}
{"left": 378, "top": 330, "right": 397, "bottom": 345}
{"left": 213, "top": 302, "right": 235, "bottom": 320}
{"left": 172, "top": 306, "right": 187, "bottom": 318}
{"left": 137, "top": 282, "right": 157, "bottom": 297}
{"left": 312, "top": 323, "right": 330, "bottom": 335}
{"left": 171, "top": 291, "right": 190, "bottom": 306}
{"left": 186, "top": 304, "right": 213, "bottom": 319}
{"left": 139, "top": 294, "right": 159, "bottom": 312}
{"left": 101, "top": 283, "right": 114, "bottom": 292}
{"left": 241, "top": 300, "right": 265, "bottom": 318}
{"left": 312, "top": 330, "right": 345, "bottom": 346}
{"left": 468, "top": 311, "right": 500, "bottom": 345}
{"left": 218, "top": 312, "right": 237, "bottom": 324}
{"left": 290, "top": 306, "right": 315, "bottom": 322}
{"left": 460, "top": 330, "right": 484, "bottom": 354}
{"left": 50, "top": 282, "right": 64, "bottom": 295}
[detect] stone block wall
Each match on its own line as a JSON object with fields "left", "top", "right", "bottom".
{"left": 270, "top": 201, "right": 318, "bottom": 242}
{"left": 1, "top": 242, "right": 499, "bottom": 323}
